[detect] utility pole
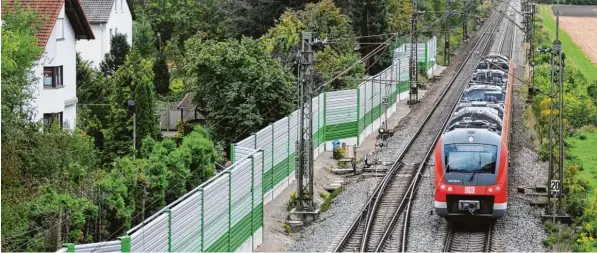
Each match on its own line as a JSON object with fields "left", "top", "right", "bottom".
{"left": 543, "top": 0, "right": 569, "bottom": 223}
{"left": 288, "top": 32, "right": 320, "bottom": 231}
{"left": 528, "top": 1, "right": 536, "bottom": 101}
{"left": 408, "top": 0, "right": 421, "bottom": 105}
{"left": 128, "top": 100, "right": 137, "bottom": 159}
{"left": 444, "top": 0, "right": 454, "bottom": 65}
{"left": 463, "top": 0, "right": 469, "bottom": 43}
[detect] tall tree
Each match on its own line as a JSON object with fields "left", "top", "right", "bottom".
{"left": 182, "top": 37, "right": 295, "bottom": 145}
{"left": 1, "top": 4, "right": 43, "bottom": 249}
{"left": 103, "top": 50, "right": 158, "bottom": 161}
{"left": 145, "top": 0, "right": 228, "bottom": 52}
{"left": 262, "top": 0, "right": 365, "bottom": 91}
{"left": 153, "top": 51, "right": 170, "bottom": 96}
{"left": 100, "top": 34, "right": 131, "bottom": 76}
{"left": 134, "top": 64, "right": 161, "bottom": 145}
{"left": 350, "top": 0, "right": 390, "bottom": 74}
{"left": 132, "top": 15, "right": 156, "bottom": 58}
{"left": 220, "top": 0, "right": 304, "bottom": 39}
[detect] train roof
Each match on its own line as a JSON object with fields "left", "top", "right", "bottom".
{"left": 447, "top": 106, "right": 503, "bottom": 135}
{"left": 444, "top": 54, "right": 511, "bottom": 138}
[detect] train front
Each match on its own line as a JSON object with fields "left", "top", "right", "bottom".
{"left": 433, "top": 125, "right": 508, "bottom": 219}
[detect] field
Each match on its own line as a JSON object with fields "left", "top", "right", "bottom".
{"left": 567, "top": 129, "right": 597, "bottom": 199}
{"left": 552, "top": 5, "right": 597, "bottom": 17}
{"left": 559, "top": 17, "right": 597, "bottom": 66}
{"left": 538, "top": 5, "right": 597, "bottom": 82}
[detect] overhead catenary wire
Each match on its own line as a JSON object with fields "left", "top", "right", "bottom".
{"left": 85, "top": 6, "right": 486, "bottom": 251}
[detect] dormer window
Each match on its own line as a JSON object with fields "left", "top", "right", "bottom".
{"left": 56, "top": 18, "right": 64, "bottom": 40}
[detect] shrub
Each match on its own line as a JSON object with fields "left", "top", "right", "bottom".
{"left": 333, "top": 147, "right": 346, "bottom": 160}
{"left": 287, "top": 192, "right": 298, "bottom": 211}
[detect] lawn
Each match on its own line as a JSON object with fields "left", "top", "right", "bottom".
{"left": 537, "top": 5, "right": 597, "bottom": 82}
{"left": 567, "top": 129, "right": 597, "bottom": 198}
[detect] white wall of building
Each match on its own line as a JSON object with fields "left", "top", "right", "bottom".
{"left": 76, "top": 0, "right": 133, "bottom": 68}
{"left": 32, "top": 5, "right": 78, "bottom": 130}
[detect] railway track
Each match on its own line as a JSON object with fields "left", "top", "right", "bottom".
{"left": 443, "top": 222, "right": 495, "bottom": 252}
{"left": 439, "top": 4, "right": 517, "bottom": 253}
{"left": 332, "top": 2, "right": 509, "bottom": 252}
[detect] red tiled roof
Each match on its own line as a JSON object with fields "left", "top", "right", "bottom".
{"left": 2, "top": 0, "right": 94, "bottom": 48}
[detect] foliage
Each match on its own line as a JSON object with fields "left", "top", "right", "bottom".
{"left": 76, "top": 54, "right": 111, "bottom": 154}
{"left": 182, "top": 37, "right": 295, "bottom": 145}
{"left": 349, "top": 0, "right": 390, "bottom": 74}
{"left": 180, "top": 126, "right": 219, "bottom": 190}
{"left": 333, "top": 146, "right": 346, "bottom": 160}
{"left": 1, "top": 1, "right": 43, "bottom": 126}
{"left": 262, "top": 0, "right": 365, "bottom": 91}
{"left": 145, "top": 0, "right": 228, "bottom": 52}
{"left": 100, "top": 34, "right": 131, "bottom": 76}
{"left": 287, "top": 192, "right": 298, "bottom": 211}
{"left": 388, "top": 0, "right": 412, "bottom": 35}
{"left": 153, "top": 51, "right": 170, "bottom": 96}
{"left": 132, "top": 15, "right": 156, "bottom": 58}
{"left": 320, "top": 186, "right": 345, "bottom": 213}
{"left": 220, "top": 0, "right": 304, "bottom": 39}
{"left": 103, "top": 50, "right": 159, "bottom": 161}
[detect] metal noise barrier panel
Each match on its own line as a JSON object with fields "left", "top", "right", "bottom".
{"left": 202, "top": 175, "right": 230, "bottom": 252}
{"left": 72, "top": 240, "right": 121, "bottom": 253}
{"left": 64, "top": 47, "right": 433, "bottom": 253}
{"left": 131, "top": 213, "right": 169, "bottom": 252}
{"left": 170, "top": 190, "right": 202, "bottom": 252}
{"left": 255, "top": 126, "right": 273, "bottom": 194}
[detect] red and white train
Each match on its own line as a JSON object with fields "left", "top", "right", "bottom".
{"left": 434, "top": 54, "right": 513, "bottom": 219}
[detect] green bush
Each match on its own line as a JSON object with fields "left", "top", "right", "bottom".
{"left": 320, "top": 187, "right": 345, "bottom": 213}
{"left": 333, "top": 147, "right": 346, "bottom": 160}
{"left": 287, "top": 192, "right": 298, "bottom": 211}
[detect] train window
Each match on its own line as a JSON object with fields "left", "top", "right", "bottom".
{"left": 444, "top": 144, "right": 497, "bottom": 174}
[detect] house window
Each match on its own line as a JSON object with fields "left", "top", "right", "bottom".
{"left": 110, "top": 29, "right": 113, "bottom": 41}
{"left": 43, "top": 66, "right": 63, "bottom": 88}
{"left": 115, "top": 0, "right": 117, "bottom": 11}
{"left": 120, "top": 0, "right": 123, "bottom": 12}
{"left": 56, "top": 18, "right": 64, "bottom": 40}
{"left": 115, "top": 28, "right": 118, "bottom": 35}
{"left": 43, "top": 112, "right": 63, "bottom": 128}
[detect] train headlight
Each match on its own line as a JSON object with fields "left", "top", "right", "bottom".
{"left": 440, "top": 184, "right": 446, "bottom": 190}
{"left": 447, "top": 186, "right": 453, "bottom": 192}
{"left": 488, "top": 188, "right": 493, "bottom": 193}
{"left": 496, "top": 185, "right": 501, "bottom": 191}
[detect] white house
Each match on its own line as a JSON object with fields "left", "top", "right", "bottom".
{"left": 76, "top": 0, "right": 135, "bottom": 68}
{"left": 3, "top": 0, "right": 95, "bottom": 130}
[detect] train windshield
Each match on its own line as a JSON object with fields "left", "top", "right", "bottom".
{"left": 444, "top": 144, "right": 497, "bottom": 174}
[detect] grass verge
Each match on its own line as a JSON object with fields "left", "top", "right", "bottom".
{"left": 320, "top": 186, "right": 345, "bottom": 213}
{"left": 537, "top": 4, "right": 597, "bottom": 82}
{"left": 566, "top": 127, "right": 597, "bottom": 199}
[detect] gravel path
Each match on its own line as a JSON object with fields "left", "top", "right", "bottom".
{"left": 491, "top": 0, "right": 548, "bottom": 250}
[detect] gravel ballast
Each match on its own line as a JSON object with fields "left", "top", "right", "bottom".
{"left": 406, "top": 0, "right": 548, "bottom": 251}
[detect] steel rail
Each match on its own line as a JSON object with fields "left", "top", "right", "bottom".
{"left": 443, "top": 222, "right": 495, "bottom": 252}
{"left": 441, "top": 4, "right": 516, "bottom": 253}
{"left": 380, "top": 4, "right": 507, "bottom": 252}
{"left": 332, "top": 4, "right": 506, "bottom": 252}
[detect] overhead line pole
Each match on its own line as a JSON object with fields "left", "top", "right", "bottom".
{"left": 408, "top": 0, "right": 422, "bottom": 105}
{"left": 543, "top": 0, "right": 569, "bottom": 224}
{"left": 288, "top": 31, "right": 320, "bottom": 231}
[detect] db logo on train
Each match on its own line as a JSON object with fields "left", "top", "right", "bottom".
{"left": 465, "top": 186, "right": 475, "bottom": 194}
